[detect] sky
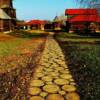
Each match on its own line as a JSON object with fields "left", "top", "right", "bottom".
{"left": 13, "top": 0, "right": 78, "bottom": 21}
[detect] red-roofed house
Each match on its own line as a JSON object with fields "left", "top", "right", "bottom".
{"left": 65, "top": 8, "right": 100, "bottom": 32}
{"left": 26, "top": 20, "right": 46, "bottom": 30}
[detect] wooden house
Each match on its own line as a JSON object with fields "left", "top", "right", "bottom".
{"left": 65, "top": 8, "right": 100, "bottom": 32}
{"left": 0, "top": 0, "right": 16, "bottom": 32}
{"left": 26, "top": 20, "right": 46, "bottom": 30}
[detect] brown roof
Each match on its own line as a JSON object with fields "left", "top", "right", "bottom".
{"left": 0, "top": 9, "right": 11, "bottom": 19}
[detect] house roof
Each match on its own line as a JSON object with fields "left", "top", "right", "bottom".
{"left": 26, "top": 20, "right": 46, "bottom": 25}
{"left": 68, "top": 15, "right": 97, "bottom": 22}
{"left": 65, "top": 9, "right": 98, "bottom": 15}
{"left": 0, "top": 9, "right": 11, "bottom": 19}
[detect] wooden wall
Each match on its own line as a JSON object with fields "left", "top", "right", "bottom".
{"left": 0, "top": 0, "right": 12, "bottom": 8}
{"left": 0, "top": 19, "right": 13, "bottom": 32}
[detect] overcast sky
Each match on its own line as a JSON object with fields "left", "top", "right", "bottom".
{"left": 13, "top": 0, "right": 78, "bottom": 21}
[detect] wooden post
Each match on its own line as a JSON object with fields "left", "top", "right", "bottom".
{"left": 0, "top": 20, "right": 4, "bottom": 32}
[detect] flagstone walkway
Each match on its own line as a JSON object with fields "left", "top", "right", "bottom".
{"left": 28, "top": 36, "right": 80, "bottom": 100}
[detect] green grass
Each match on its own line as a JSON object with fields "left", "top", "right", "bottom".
{"left": 57, "top": 32, "right": 80, "bottom": 37}
{"left": 56, "top": 33, "right": 100, "bottom": 43}
{"left": 0, "top": 30, "right": 47, "bottom": 57}
{"left": 0, "top": 38, "right": 28, "bottom": 57}
{"left": 58, "top": 41, "right": 100, "bottom": 100}
{"left": 56, "top": 33, "right": 100, "bottom": 99}
{"left": 8, "top": 30, "right": 47, "bottom": 38}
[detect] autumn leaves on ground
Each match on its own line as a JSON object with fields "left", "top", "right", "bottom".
{"left": 0, "top": 31, "right": 47, "bottom": 99}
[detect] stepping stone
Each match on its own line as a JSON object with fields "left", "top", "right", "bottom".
{"left": 35, "top": 72, "right": 44, "bottom": 78}
{"left": 40, "top": 92, "right": 48, "bottom": 97}
{"left": 46, "top": 81, "right": 53, "bottom": 85}
{"left": 70, "top": 79, "right": 75, "bottom": 82}
{"left": 65, "top": 92, "right": 80, "bottom": 100}
{"left": 49, "top": 72, "right": 59, "bottom": 77}
{"left": 54, "top": 79, "right": 69, "bottom": 85}
{"left": 30, "top": 96, "right": 44, "bottom": 100}
{"left": 62, "top": 85, "right": 77, "bottom": 92}
{"left": 30, "top": 80, "right": 44, "bottom": 87}
{"left": 47, "top": 94, "right": 64, "bottom": 100}
{"left": 70, "top": 82, "right": 76, "bottom": 86}
{"left": 29, "top": 87, "right": 41, "bottom": 95}
{"left": 44, "top": 68, "right": 53, "bottom": 72}
{"left": 42, "top": 76, "right": 53, "bottom": 82}
{"left": 60, "top": 70, "right": 70, "bottom": 74}
{"left": 58, "top": 91, "right": 66, "bottom": 95}
{"left": 60, "top": 74, "right": 72, "bottom": 79}
{"left": 43, "top": 84, "right": 60, "bottom": 93}
{"left": 55, "top": 67, "right": 64, "bottom": 71}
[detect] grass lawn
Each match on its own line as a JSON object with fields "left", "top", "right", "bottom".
{"left": 0, "top": 30, "right": 47, "bottom": 57}
{"left": 56, "top": 33, "right": 100, "bottom": 100}
{"left": 0, "top": 38, "right": 28, "bottom": 57}
{"left": 0, "top": 30, "right": 46, "bottom": 73}
{"left": 9, "top": 30, "right": 48, "bottom": 38}
{"left": 56, "top": 32, "right": 100, "bottom": 43}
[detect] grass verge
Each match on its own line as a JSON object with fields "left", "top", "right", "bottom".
{"left": 56, "top": 33, "right": 100, "bottom": 100}
{"left": 55, "top": 32, "right": 100, "bottom": 43}
{"left": 8, "top": 30, "right": 48, "bottom": 38}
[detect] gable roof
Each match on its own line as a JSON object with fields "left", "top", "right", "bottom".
{"left": 26, "top": 20, "right": 46, "bottom": 25}
{"left": 0, "top": 9, "right": 11, "bottom": 19}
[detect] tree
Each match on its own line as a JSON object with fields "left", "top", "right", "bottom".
{"left": 76, "top": 0, "right": 98, "bottom": 7}
{"left": 77, "top": 0, "right": 100, "bottom": 15}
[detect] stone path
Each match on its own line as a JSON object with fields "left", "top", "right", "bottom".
{"left": 28, "top": 37, "right": 80, "bottom": 100}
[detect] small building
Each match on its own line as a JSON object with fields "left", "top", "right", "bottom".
{"left": 26, "top": 20, "right": 46, "bottom": 30}
{"left": 53, "top": 15, "right": 67, "bottom": 31}
{"left": 0, "top": 0, "right": 16, "bottom": 32}
{"left": 65, "top": 8, "right": 100, "bottom": 32}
